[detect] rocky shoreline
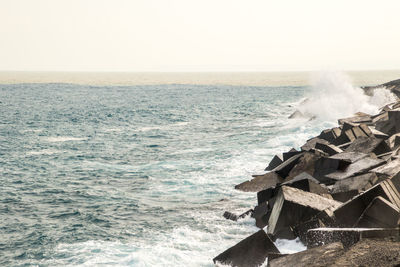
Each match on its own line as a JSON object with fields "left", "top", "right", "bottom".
{"left": 213, "top": 79, "right": 400, "bottom": 266}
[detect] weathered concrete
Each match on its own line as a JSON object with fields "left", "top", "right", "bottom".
{"left": 334, "top": 180, "right": 400, "bottom": 227}
{"left": 355, "top": 196, "right": 400, "bottom": 228}
{"left": 314, "top": 142, "right": 343, "bottom": 156}
{"left": 235, "top": 172, "right": 283, "bottom": 192}
{"left": 318, "top": 127, "right": 341, "bottom": 143}
{"left": 372, "top": 158, "right": 400, "bottom": 178}
{"left": 306, "top": 227, "right": 400, "bottom": 248}
{"left": 272, "top": 153, "right": 304, "bottom": 178}
{"left": 265, "top": 154, "right": 283, "bottom": 171}
{"left": 284, "top": 152, "right": 320, "bottom": 182}
{"left": 344, "top": 136, "right": 391, "bottom": 156}
{"left": 331, "top": 238, "right": 400, "bottom": 266}
{"left": 329, "top": 172, "right": 380, "bottom": 202}
{"left": 300, "top": 138, "right": 329, "bottom": 152}
{"left": 213, "top": 230, "right": 279, "bottom": 267}
{"left": 267, "top": 186, "right": 341, "bottom": 238}
{"left": 387, "top": 133, "right": 400, "bottom": 149}
{"left": 268, "top": 242, "right": 345, "bottom": 267}
{"left": 325, "top": 156, "right": 385, "bottom": 181}
{"left": 283, "top": 148, "right": 302, "bottom": 161}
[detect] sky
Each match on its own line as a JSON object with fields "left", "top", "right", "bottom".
{"left": 1, "top": 0, "right": 400, "bottom": 72}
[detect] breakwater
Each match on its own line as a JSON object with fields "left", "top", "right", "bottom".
{"left": 214, "top": 79, "right": 400, "bottom": 266}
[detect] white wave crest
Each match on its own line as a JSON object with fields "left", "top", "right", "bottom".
{"left": 297, "top": 71, "right": 397, "bottom": 122}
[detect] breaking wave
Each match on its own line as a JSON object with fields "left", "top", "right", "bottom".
{"left": 297, "top": 71, "right": 397, "bottom": 121}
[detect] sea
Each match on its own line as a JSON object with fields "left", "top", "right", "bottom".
{"left": 1, "top": 71, "right": 399, "bottom": 266}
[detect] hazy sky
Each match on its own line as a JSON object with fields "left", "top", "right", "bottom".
{"left": 1, "top": 0, "right": 400, "bottom": 72}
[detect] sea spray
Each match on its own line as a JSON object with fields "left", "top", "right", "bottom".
{"left": 297, "top": 71, "right": 397, "bottom": 122}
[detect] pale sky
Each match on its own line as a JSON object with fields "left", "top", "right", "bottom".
{"left": 1, "top": 0, "right": 400, "bottom": 72}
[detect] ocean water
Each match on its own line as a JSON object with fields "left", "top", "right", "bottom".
{"left": 0, "top": 72, "right": 397, "bottom": 266}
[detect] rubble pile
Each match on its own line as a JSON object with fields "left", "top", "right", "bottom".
{"left": 213, "top": 80, "right": 400, "bottom": 266}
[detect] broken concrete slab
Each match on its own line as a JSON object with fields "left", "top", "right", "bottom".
{"left": 272, "top": 153, "right": 304, "bottom": 178}
{"left": 284, "top": 152, "right": 320, "bottom": 182}
{"left": 313, "top": 154, "right": 355, "bottom": 184}
{"left": 334, "top": 179, "right": 400, "bottom": 227}
{"left": 371, "top": 158, "right": 400, "bottom": 178}
{"left": 300, "top": 137, "right": 329, "bottom": 152}
{"left": 213, "top": 230, "right": 279, "bottom": 267}
{"left": 338, "top": 114, "right": 372, "bottom": 126}
{"left": 325, "top": 156, "right": 385, "bottom": 181}
{"left": 355, "top": 196, "right": 400, "bottom": 228}
{"left": 265, "top": 154, "right": 283, "bottom": 171}
{"left": 283, "top": 148, "right": 302, "bottom": 161}
{"left": 235, "top": 172, "right": 283, "bottom": 192}
{"left": 315, "top": 142, "right": 343, "bottom": 156}
{"left": 329, "top": 172, "right": 380, "bottom": 202}
{"left": 344, "top": 136, "right": 391, "bottom": 156}
{"left": 369, "top": 126, "right": 389, "bottom": 139}
{"left": 282, "top": 172, "right": 330, "bottom": 196}
{"left": 267, "top": 186, "right": 341, "bottom": 239}
{"left": 268, "top": 242, "right": 344, "bottom": 267}
{"left": 386, "top": 133, "right": 400, "bottom": 149}
{"left": 318, "top": 127, "right": 341, "bottom": 143}
{"left": 306, "top": 228, "right": 400, "bottom": 249}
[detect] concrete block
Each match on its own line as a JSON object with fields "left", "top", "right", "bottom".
{"left": 235, "top": 172, "right": 283, "bottom": 192}
{"left": 355, "top": 196, "right": 400, "bottom": 228}
{"left": 267, "top": 186, "right": 341, "bottom": 239}
{"left": 315, "top": 142, "right": 343, "bottom": 156}
{"left": 213, "top": 230, "right": 279, "bottom": 267}
{"left": 333, "top": 180, "right": 400, "bottom": 227}
{"left": 265, "top": 154, "right": 283, "bottom": 171}
{"left": 344, "top": 136, "right": 391, "bottom": 156}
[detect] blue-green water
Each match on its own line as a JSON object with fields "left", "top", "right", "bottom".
{"left": 1, "top": 83, "right": 341, "bottom": 266}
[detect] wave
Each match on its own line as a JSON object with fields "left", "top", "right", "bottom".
{"left": 296, "top": 71, "right": 397, "bottom": 122}
{"left": 45, "top": 136, "right": 87, "bottom": 142}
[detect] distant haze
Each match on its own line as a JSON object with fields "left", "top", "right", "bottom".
{"left": 1, "top": 0, "right": 400, "bottom": 72}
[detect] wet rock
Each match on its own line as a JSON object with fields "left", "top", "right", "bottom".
{"left": 265, "top": 154, "right": 283, "bottom": 171}
{"left": 334, "top": 179, "right": 400, "bottom": 227}
{"left": 213, "top": 230, "right": 279, "bottom": 267}
{"left": 267, "top": 186, "right": 341, "bottom": 239}
{"left": 355, "top": 196, "right": 400, "bottom": 228}
{"left": 344, "top": 136, "right": 391, "bottom": 156}
{"left": 292, "top": 218, "right": 326, "bottom": 244}
{"left": 268, "top": 242, "right": 345, "bottom": 267}
{"left": 235, "top": 172, "right": 283, "bottom": 192}
{"left": 306, "top": 228, "right": 400, "bottom": 249}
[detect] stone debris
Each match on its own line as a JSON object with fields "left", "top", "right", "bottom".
{"left": 214, "top": 79, "right": 400, "bottom": 266}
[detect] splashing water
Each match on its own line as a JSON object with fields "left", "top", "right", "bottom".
{"left": 297, "top": 71, "right": 397, "bottom": 121}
